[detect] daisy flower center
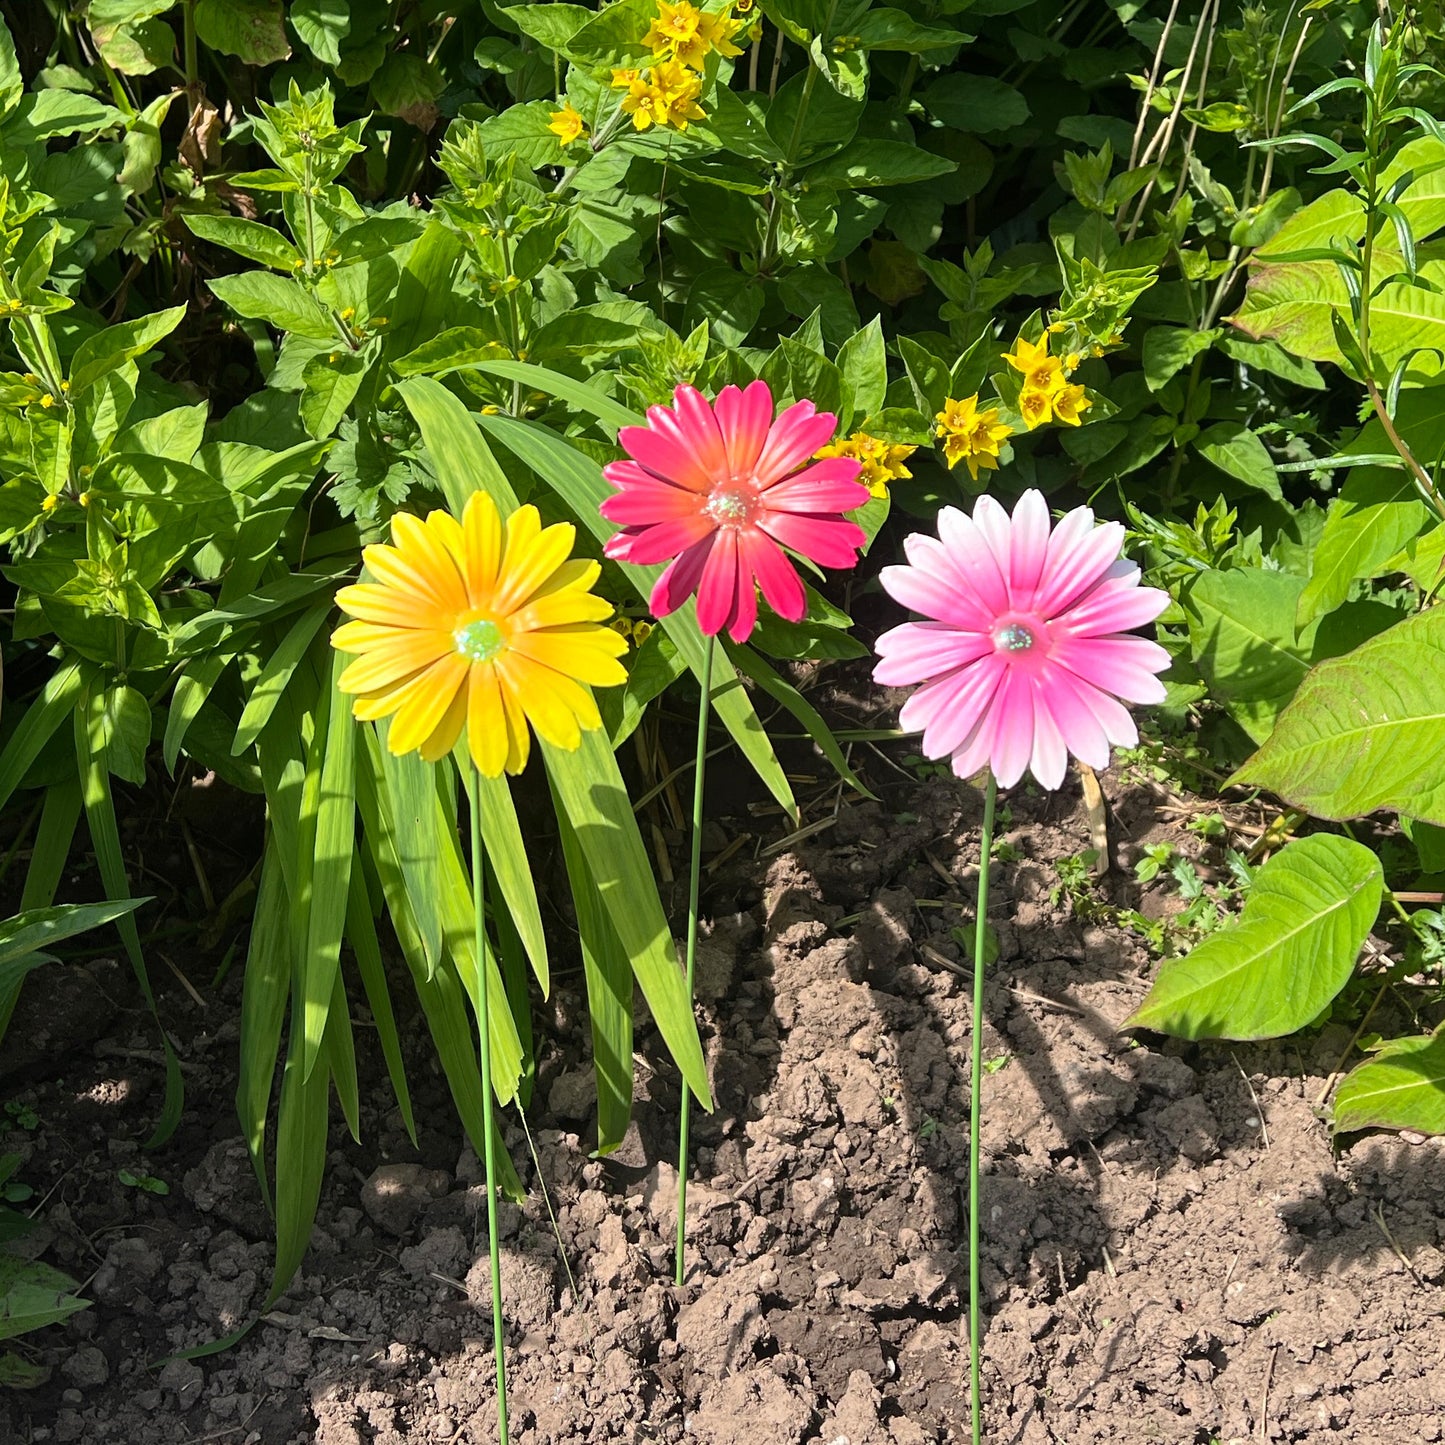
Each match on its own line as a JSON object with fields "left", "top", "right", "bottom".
{"left": 992, "top": 615, "right": 1047, "bottom": 656}
{"left": 705, "top": 485, "right": 757, "bottom": 527}
{"left": 454, "top": 616, "right": 506, "bottom": 662}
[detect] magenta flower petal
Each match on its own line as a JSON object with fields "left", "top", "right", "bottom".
{"left": 713, "top": 381, "right": 772, "bottom": 475}
{"left": 602, "top": 382, "right": 866, "bottom": 641}
{"left": 874, "top": 489, "right": 1169, "bottom": 790}
{"left": 755, "top": 401, "right": 838, "bottom": 481}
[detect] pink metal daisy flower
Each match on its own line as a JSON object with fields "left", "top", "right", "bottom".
{"left": 874, "top": 490, "right": 1170, "bottom": 790}
{"left": 601, "top": 382, "right": 870, "bottom": 643}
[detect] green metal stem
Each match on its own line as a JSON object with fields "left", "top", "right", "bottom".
{"left": 471, "top": 767, "right": 509, "bottom": 1444}
{"left": 675, "top": 635, "right": 715, "bottom": 1287}
{"left": 970, "top": 770, "right": 998, "bottom": 1445}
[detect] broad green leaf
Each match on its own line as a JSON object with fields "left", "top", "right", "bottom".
{"left": 836, "top": 316, "right": 888, "bottom": 425}
{"left": 0, "top": 13, "right": 21, "bottom": 117}
{"left": 1384, "top": 519, "right": 1445, "bottom": 589}
{"left": 1186, "top": 570, "right": 1313, "bottom": 742}
{"left": 476, "top": 411, "right": 797, "bottom": 819}
{"left": 1194, "top": 422, "right": 1281, "bottom": 500}
{"left": 68, "top": 305, "right": 186, "bottom": 397}
{"left": 297, "top": 652, "right": 356, "bottom": 1082}
{"left": 383, "top": 221, "right": 463, "bottom": 361}
{"left": 194, "top": 0, "right": 290, "bottom": 64}
{"left": 185, "top": 215, "right": 301, "bottom": 271}
{"left": 1333, "top": 1030, "right": 1445, "bottom": 1136}
{"left": 1216, "top": 333, "right": 1326, "bottom": 389}
{"left": 501, "top": 2, "right": 595, "bottom": 54}
{"left": 0, "top": 1257, "right": 88, "bottom": 1342}
{"left": 300, "top": 347, "right": 370, "bottom": 440}
{"left": 1142, "top": 326, "right": 1218, "bottom": 390}
{"left": 922, "top": 74, "right": 1028, "bottom": 132}
{"left": 1230, "top": 607, "right": 1445, "bottom": 823}
{"left": 541, "top": 726, "right": 711, "bottom": 1109}
{"left": 208, "top": 273, "right": 335, "bottom": 341}
{"left": 1126, "top": 835, "right": 1382, "bottom": 1040}
{"left": 290, "top": 0, "right": 350, "bottom": 65}
{"left": 851, "top": 7, "right": 964, "bottom": 51}
{"left": 96, "top": 683, "right": 151, "bottom": 786}
{"left": 804, "top": 140, "right": 956, "bottom": 190}
{"left": 552, "top": 796, "right": 634, "bottom": 1155}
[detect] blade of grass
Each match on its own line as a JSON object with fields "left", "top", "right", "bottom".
{"left": 232, "top": 605, "right": 331, "bottom": 756}
{"left": 0, "top": 659, "right": 85, "bottom": 816}
{"left": 163, "top": 652, "right": 231, "bottom": 773}
{"left": 552, "top": 795, "right": 633, "bottom": 1154}
{"left": 76, "top": 684, "right": 183, "bottom": 1147}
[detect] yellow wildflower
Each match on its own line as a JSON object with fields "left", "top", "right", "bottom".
{"left": 1002, "top": 333, "right": 1052, "bottom": 376}
{"left": 1018, "top": 387, "right": 1055, "bottom": 430}
{"left": 696, "top": 7, "right": 745, "bottom": 60}
{"left": 548, "top": 102, "right": 588, "bottom": 146}
{"left": 616, "top": 70, "right": 669, "bottom": 130}
{"left": 816, "top": 432, "right": 916, "bottom": 500}
{"left": 40, "top": 493, "right": 59, "bottom": 514}
{"left": 935, "top": 396, "right": 1013, "bottom": 482}
{"left": 1064, "top": 352, "right": 1081, "bottom": 372}
{"left": 645, "top": 1, "right": 744, "bottom": 70}
{"left": 632, "top": 620, "right": 655, "bottom": 645}
{"left": 1052, "top": 384, "right": 1092, "bottom": 427}
{"left": 653, "top": 58, "right": 706, "bottom": 129}
{"left": 645, "top": 0, "right": 705, "bottom": 56}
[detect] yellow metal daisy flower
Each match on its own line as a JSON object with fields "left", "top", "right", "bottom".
{"left": 332, "top": 491, "right": 628, "bottom": 778}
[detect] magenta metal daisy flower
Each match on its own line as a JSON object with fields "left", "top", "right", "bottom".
{"left": 600, "top": 381, "right": 869, "bottom": 643}
{"left": 874, "top": 489, "right": 1170, "bottom": 790}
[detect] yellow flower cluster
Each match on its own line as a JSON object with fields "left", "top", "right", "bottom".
{"left": 815, "top": 432, "right": 917, "bottom": 499}
{"left": 934, "top": 396, "right": 1013, "bottom": 482}
{"left": 611, "top": 2, "right": 745, "bottom": 132}
{"left": 1002, "top": 333, "right": 1091, "bottom": 431}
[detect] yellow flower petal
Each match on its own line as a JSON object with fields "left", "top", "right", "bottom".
{"left": 387, "top": 653, "right": 469, "bottom": 754}
{"left": 510, "top": 588, "right": 614, "bottom": 632}
{"left": 496, "top": 652, "right": 597, "bottom": 751}
{"left": 511, "top": 626, "right": 629, "bottom": 688}
{"left": 467, "top": 663, "right": 511, "bottom": 779}
{"left": 463, "top": 490, "right": 503, "bottom": 603}
{"left": 419, "top": 678, "right": 468, "bottom": 763}
{"left": 496, "top": 515, "right": 577, "bottom": 615}
{"left": 390, "top": 513, "right": 469, "bottom": 612}
{"left": 337, "top": 631, "right": 453, "bottom": 693}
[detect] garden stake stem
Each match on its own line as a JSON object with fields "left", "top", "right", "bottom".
{"left": 675, "top": 634, "right": 716, "bottom": 1287}
{"left": 470, "top": 769, "right": 509, "bottom": 1445}
{"left": 969, "top": 771, "right": 998, "bottom": 1445}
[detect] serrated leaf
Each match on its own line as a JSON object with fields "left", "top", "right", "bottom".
{"left": 1230, "top": 607, "right": 1445, "bottom": 822}
{"left": 1126, "top": 836, "right": 1382, "bottom": 1040}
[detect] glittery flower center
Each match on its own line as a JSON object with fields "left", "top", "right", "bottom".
{"left": 994, "top": 621, "right": 1037, "bottom": 653}
{"left": 705, "top": 486, "right": 756, "bottom": 526}
{"left": 455, "top": 617, "right": 505, "bottom": 662}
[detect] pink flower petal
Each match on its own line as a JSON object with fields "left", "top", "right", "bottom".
{"left": 934, "top": 507, "right": 1010, "bottom": 618}
{"left": 754, "top": 401, "right": 838, "bottom": 482}
{"left": 673, "top": 385, "right": 729, "bottom": 478}
{"left": 756, "top": 511, "right": 865, "bottom": 570}
{"left": 759, "top": 460, "right": 869, "bottom": 513}
{"left": 987, "top": 669, "right": 1035, "bottom": 789}
{"left": 873, "top": 621, "right": 992, "bottom": 687}
{"left": 1034, "top": 513, "right": 1126, "bottom": 618}
{"left": 729, "top": 548, "right": 759, "bottom": 642}
{"left": 1052, "top": 636, "right": 1169, "bottom": 704}
{"left": 739, "top": 527, "right": 805, "bottom": 623}
{"left": 650, "top": 534, "right": 715, "bottom": 617}
{"left": 713, "top": 381, "right": 773, "bottom": 476}
{"left": 1007, "top": 489, "right": 1051, "bottom": 609}
{"left": 1027, "top": 681, "right": 1069, "bottom": 790}
{"left": 619, "top": 420, "right": 712, "bottom": 491}
{"left": 904, "top": 654, "right": 1007, "bottom": 760}
{"left": 1055, "top": 577, "right": 1170, "bottom": 637}
{"left": 600, "top": 469, "right": 704, "bottom": 524}
{"left": 695, "top": 527, "right": 742, "bottom": 637}
{"left": 880, "top": 554, "right": 993, "bottom": 632}
{"left": 968, "top": 494, "right": 1014, "bottom": 598}
{"left": 607, "top": 514, "right": 716, "bottom": 566}
{"left": 1032, "top": 665, "right": 1111, "bottom": 771}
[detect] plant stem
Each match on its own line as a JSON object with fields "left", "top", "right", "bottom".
{"left": 675, "top": 634, "right": 715, "bottom": 1287}
{"left": 969, "top": 769, "right": 998, "bottom": 1445}
{"left": 471, "top": 766, "right": 509, "bottom": 1444}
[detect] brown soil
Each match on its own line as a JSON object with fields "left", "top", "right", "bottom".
{"left": 3, "top": 743, "right": 1444, "bottom": 1445}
